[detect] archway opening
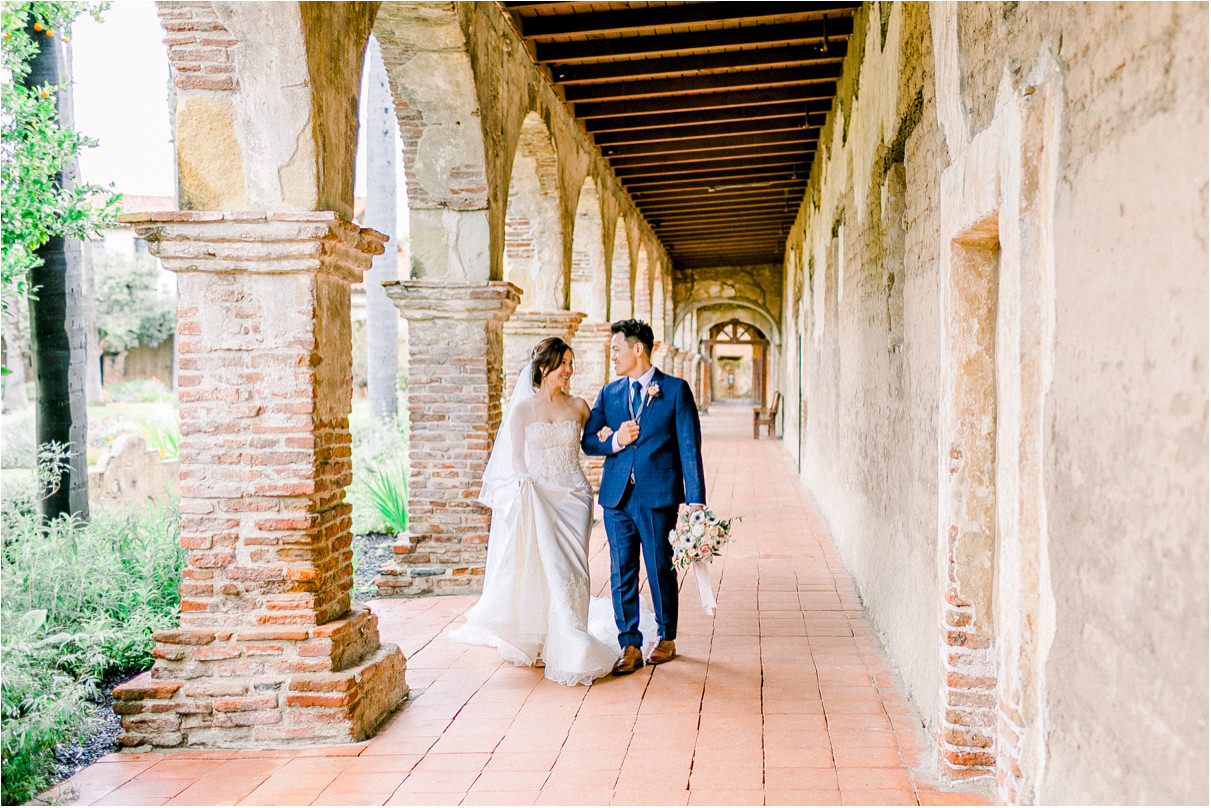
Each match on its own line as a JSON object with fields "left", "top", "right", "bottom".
{"left": 703, "top": 319, "right": 769, "bottom": 406}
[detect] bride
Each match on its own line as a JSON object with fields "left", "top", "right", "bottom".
{"left": 449, "top": 337, "right": 653, "bottom": 685}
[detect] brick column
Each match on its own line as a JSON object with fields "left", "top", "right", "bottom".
{"left": 651, "top": 342, "right": 674, "bottom": 374}
{"left": 375, "top": 280, "right": 521, "bottom": 597}
{"left": 112, "top": 212, "right": 408, "bottom": 749}
{"left": 667, "top": 347, "right": 683, "bottom": 379}
{"left": 502, "top": 310, "right": 587, "bottom": 395}
{"left": 570, "top": 320, "right": 612, "bottom": 491}
{"left": 694, "top": 355, "right": 709, "bottom": 412}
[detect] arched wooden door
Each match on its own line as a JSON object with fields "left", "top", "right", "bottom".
{"left": 701, "top": 319, "right": 769, "bottom": 406}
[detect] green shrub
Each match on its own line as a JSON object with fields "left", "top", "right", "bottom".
{"left": 0, "top": 502, "right": 184, "bottom": 804}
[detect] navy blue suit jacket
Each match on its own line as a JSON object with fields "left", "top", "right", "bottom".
{"left": 582, "top": 368, "right": 706, "bottom": 510}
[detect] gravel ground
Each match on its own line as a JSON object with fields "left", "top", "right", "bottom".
{"left": 50, "top": 532, "right": 399, "bottom": 783}
{"left": 353, "top": 532, "right": 397, "bottom": 601}
{"left": 51, "top": 667, "right": 141, "bottom": 782}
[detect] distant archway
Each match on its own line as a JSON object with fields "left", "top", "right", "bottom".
{"left": 704, "top": 319, "right": 769, "bottom": 406}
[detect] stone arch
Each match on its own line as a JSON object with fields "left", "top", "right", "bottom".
{"left": 160, "top": 0, "right": 377, "bottom": 217}
{"left": 569, "top": 176, "right": 607, "bottom": 321}
{"left": 609, "top": 218, "right": 633, "bottom": 320}
{"left": 634, "top": 244, "right": 652, "bottom": 323}
{"left": 503, "top": 111, "right": 565, "bottom": 309}
{"left": 373, "top": 2, "right": 490, "bottom": 280}
{"left": 651, "top": 262, "right": 665, "bottom": 342}
{"left": 676, "top": 298, "right": 782, "bottom": 348}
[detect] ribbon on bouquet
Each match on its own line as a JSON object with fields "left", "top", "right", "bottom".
{"left": 691, "top": 561, "right": 717, "bottom": 616}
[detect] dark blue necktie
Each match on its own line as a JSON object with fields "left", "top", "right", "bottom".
{"left": 630, "top": 380, "right": 643, "bottom": 419}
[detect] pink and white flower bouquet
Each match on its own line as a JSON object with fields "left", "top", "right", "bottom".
{"left": 667, "top": 505, "right": 741, "bottom": 616}
{"left": 668, "top": 505, "right": 740, "bottom": 569}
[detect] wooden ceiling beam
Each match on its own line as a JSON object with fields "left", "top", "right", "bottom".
{"left": 593, "top": 115, "right": 810, "bottom": 146}
{"left": 553, "top": 46, "right": 846, "bottom": 84}
{"left": 611, "top": 142, "right": 816, "bottom": 169}
{"left": 659, "top": 218, "right": 793, "bottom": 233}
{"left": 666, "top": 241, "right": 787, "bottom": 252}
{"left": 602, "top": 128, "right": 816, "bottom": 159}
{"left": 678, "top": 254, "right": 784, "bottom": 266}
{"left": 622, "top": 167, "right": 809, "bottom": 192}
{"left": 575, "top": 84, "right": 836, "bottom": 118}
{"left": 644, "top": 184, "right": 804, "bottom": 201}
{"left": 647, "top": 205, "right": 799, "bottom": 221}
{"left": 636, "top": 188, "right": 806, "bottom": 208}
{"left": 584, "top": 100, "right": 831, "bottom": 133}
{"left": 651, "top": 206, "right": 796, "bottom": 224}
{"left": 657, "top": 225, "right": 795, "bottom": 239}
{"left": 613, "top": 154, "right": 811, "bottom": 180}
{"left": 662, "top": 219, "right": 793, "bottom": 233}
{"left": 632, "top": 181, "right": 805, "bottom": 202}
{"left": 533, "top": 16, "right": 856, "bottom": 63}
{"left": 628, "top": 178, "right": 805, "bottom": 198}
{"left": 649, "top": 205, "right": 793, "bottom": 224}
{"left": 516, "top": 3, "right": 832, "bottom": 40}
{"left": 563, "top": 64, "right": 842, "bottom": 103}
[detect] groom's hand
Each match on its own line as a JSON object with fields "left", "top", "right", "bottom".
{"left": 616, "top": 420, "right": 640, "bottom": 447}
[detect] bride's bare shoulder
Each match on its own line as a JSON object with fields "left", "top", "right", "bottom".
{"left": 570, "top": 396, "right": 590, "bottom": 420}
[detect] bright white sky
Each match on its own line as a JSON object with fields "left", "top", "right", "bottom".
{"left": 72, "top": 1, "right": 174, "bottom": 197}
{"left": 71, "top": 1, "right": 392, "bottom": 219}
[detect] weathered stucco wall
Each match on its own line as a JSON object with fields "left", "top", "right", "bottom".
{"left": 786, "top": 3, "right": 1207, "bottom": 803}
{"left": 163, "top": 1, "right": 377, "bottom": 218}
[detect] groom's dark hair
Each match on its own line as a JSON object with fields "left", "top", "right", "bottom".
{"left": 611, "top": 319, "right": 654, "bottom": 357}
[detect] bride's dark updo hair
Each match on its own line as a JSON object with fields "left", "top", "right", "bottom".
{"left": 531, "top": 337, "right": 572, "bottom": 388}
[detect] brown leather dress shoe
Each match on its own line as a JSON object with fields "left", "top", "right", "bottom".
{"left": 647, "top": 639, "right": 676, "bottom": 665}
{"left": 612, "top": 646, "right": 644, "bottom": 675}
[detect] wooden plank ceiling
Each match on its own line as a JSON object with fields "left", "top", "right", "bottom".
{"left": 500, "top": 1, "right": 859, "bottom": 269}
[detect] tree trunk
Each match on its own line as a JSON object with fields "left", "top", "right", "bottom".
{"left": 25, "top": 20, "right": 88, "bottom": 521}
{"left": 363, "top": 36, "right": 399, "bottom": 422}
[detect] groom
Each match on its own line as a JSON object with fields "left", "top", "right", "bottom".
{"left": 582, "top": 319, "right": 706, "bottom": 675}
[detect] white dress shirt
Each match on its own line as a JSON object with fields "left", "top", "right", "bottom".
{"left": 610, "top": 365, "right": 658, "bottom": 453}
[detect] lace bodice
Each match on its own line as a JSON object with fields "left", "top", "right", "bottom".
{"left": 524, "top": 420, "right": 589, "bottom": 488}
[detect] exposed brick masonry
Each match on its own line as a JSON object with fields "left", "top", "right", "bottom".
{"left": 156, "top": 1, "right": 238, "bottom": 93}
{"left": 375, "top": 280, "right": 521, "bottom": 597}
{"left": 503, "top": 310, "right": 587, "bottom": 394}
{"left": 111, "top": 212, "right": 408, "bottom": 749}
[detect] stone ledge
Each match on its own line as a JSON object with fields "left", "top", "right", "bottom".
{"left": 119, "top": 211, "right": 387, "bottom": 283}
{"left": 383, "top": 280, "right": 522, "bottom": 320}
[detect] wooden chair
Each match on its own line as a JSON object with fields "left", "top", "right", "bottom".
{"left": 753, "top": 391, "right": 781, "bottom": 438}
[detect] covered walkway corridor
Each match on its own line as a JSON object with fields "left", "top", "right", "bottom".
{"left": 41, "top": 407, "right": 989, "bottom": 806}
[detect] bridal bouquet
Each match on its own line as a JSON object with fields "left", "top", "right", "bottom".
{"left": 668, "top": 505, "right": 741, "bottom": 616}
{"left": 668, "top": 505, "right": 740, "bottom": 568}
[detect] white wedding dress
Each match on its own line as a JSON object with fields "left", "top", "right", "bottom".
{"left": 449, "top": 371, "right": 656, "bottom": 686}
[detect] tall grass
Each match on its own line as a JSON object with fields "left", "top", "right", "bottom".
{"left": 365, "top": 463, "right": 408, "bottom": 535}
{"left": 1, "top": 502, "right": 184, "bottom": 804}
{"left": 348, "top": 404, "right": 409, "bottom": 535}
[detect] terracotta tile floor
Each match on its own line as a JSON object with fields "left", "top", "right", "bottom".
{"left": 38, "top": 404, "right": 992, "bottom": 807}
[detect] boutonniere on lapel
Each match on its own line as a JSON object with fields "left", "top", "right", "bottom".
{"left": 635, "top": 382, "right": 661, "bottom": 425}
